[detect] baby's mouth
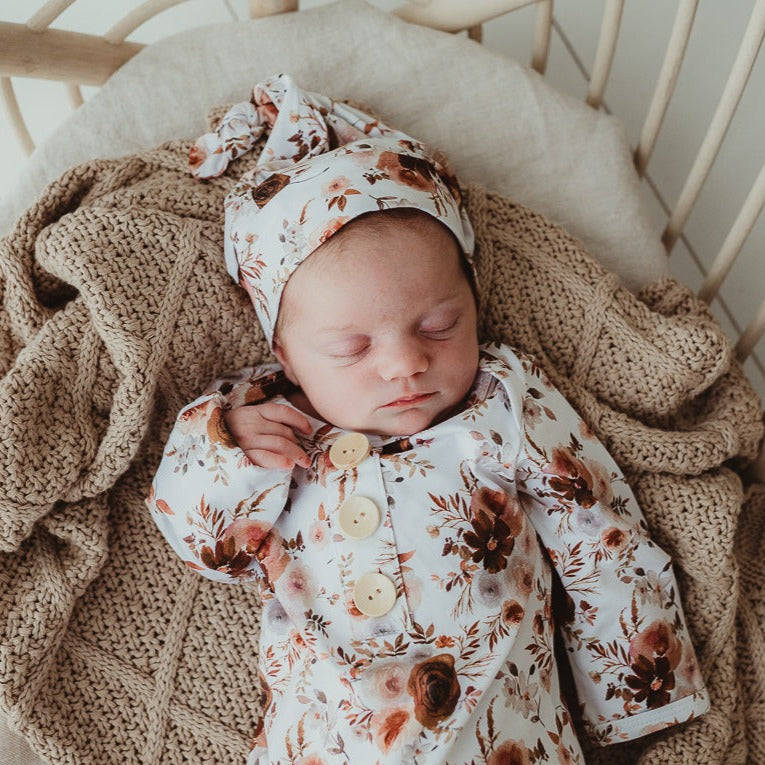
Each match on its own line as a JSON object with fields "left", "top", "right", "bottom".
{"left": 383, "top": 392, "right": 435, "bottom": 408}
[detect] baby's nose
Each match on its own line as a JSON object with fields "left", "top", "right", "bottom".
{"left": 378, "top": 340, "right": 429, "bottom": 381}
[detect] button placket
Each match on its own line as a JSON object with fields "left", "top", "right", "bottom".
{"left": 329, "top": 437, "right": 411, "bottom": 638}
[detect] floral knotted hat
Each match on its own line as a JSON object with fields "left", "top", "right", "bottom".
{"left": 191, "top": 73, "right": 475, "bottom": 347}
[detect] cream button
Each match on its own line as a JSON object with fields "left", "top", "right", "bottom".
{"left": 353, "top": 572, "right": 397, "bottom": 617}
{"left": 338, "top": 496, "right": 381, "bottom": 540}
{"left": 329, "top": 432, "right": 371, "bottom": 469}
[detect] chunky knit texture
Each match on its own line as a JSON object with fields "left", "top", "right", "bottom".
{"left": 0, "top": 123, "right": 763, "bottom": 764}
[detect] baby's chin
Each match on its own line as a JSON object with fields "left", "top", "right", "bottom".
{"left": 367, "top": 414, "right": 435, "bottom": 438}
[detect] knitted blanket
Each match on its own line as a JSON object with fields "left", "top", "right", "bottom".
{"left": 0, "top": 129, "right": 763, "bottom": 765}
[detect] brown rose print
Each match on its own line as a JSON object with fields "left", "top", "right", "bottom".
{"left": 177, "top": 400, "right": 237, "bottom": 449}
{"left": 406, "top": 653, "right": 461, "bottom": 729}
{"left": 463, "top": 487, "right": 523, "bottom": 573}
{"left": 544, "top": 447, "right": 598, "bottom": 508}
{"left": 463, "top": 510, "right": 515, "bottom": 573}
{"left": 601, "top": 526, "right": 627, "bottom": 552}
{"left": 251, "top": 173, "right": 291, "bottom": 208}
{"left": 625, "top": 620, "right": 683, "bottom": 709}
{"left": 371, "top": 707, "right": 417, "bottom": 753}
{"left": 470, "top": 486, "right": 524, "bottom": 536}
{"left": 376, "top": 151, "right": 436, "bottom": 192}
{"left": 501, "top": 599, "right": 525, "bottom": 625}
{"left": 487, "top": 738, "right": 532, "bottom": 765}
{"left": 206, "top": 406, "right": 239, "bottom": 450}
{"left": 199, "top": 535, "right": 256, "bottom": 577}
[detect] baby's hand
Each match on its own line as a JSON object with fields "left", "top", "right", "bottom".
{"left": 223, "top": 402, "right": 313, "bottom": 470}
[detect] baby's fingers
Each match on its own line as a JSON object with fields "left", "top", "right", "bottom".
{"left": 237, "top": 418, "right": 301, "bottom": 447}
{"left": 244, "top": 450, "right": 298, "bottom": 470}
{"left": 256, "top": 402, "right": 313, "bottom": 435}
{"left": 244, "top": 435, "right": 311, "bottom": 470}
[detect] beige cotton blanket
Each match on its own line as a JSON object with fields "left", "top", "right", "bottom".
{"left": 1, "top": 126, "right": 764, "bottom": 765}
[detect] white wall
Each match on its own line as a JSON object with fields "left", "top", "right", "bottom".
{"left": 1, "top": 0, "right": 763, "bottom": 398}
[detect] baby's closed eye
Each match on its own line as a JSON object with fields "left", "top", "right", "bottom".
{"left": 420, "top": 318, "right": 458, "bottom": 337}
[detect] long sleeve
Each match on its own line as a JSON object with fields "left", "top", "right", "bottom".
{"left": 485, "top": 343, "right": 709, "bottom": 745}
{"left": 145, "top": 365, "right": 293, "bottom": 584}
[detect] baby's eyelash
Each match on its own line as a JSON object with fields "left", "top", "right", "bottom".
{"left": 423, "top": 319, "right": 458, "bottom": 335}
{"left": 327, "top": 319, "right": 459, "bottom": 360}
{"left": 331, "top": 346, "right": 369, "bottom": 360}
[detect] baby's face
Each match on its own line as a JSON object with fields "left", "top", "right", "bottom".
{"left": 273, "top": 214, "right": 479, "bottom": 436}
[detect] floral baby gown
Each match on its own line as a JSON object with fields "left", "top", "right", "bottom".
{"left": 146, "top": 342, "right": 709, "bottom": 764}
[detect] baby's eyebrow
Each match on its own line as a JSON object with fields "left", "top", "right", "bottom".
{"left": 318, "top": 296, "right": 462, "bottom": 335}
{"left": 317, "top": 323, "right": 363, "bottom": 335}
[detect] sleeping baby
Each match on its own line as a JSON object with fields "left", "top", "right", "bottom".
{"left": 145, "top": 73, "right": 709, "bottom": 764}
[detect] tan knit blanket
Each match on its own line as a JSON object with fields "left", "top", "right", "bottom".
{"left": 1, "top": 131, "right": 763, "bottom": 765}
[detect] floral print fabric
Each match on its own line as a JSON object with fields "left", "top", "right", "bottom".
{"left": 146, "top": 343, "right": 709, "bottom": 764}
{"left": 188, "top": 73, "right": 475, "bottom": 348}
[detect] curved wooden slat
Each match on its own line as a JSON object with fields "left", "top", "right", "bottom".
{"left": 736, "top": 297, "right": 765, "bottom": 363}
{"left": 662, "top": 0, "right": 765, "bottom": 253}
{"left": 698, "top": 160, "right": 765, "bottom": 304}
{"left": 25, "top": 0, "right": 77, "bottom": 32}
{"left": 394, "top": 0, "right": 537, "bottom": 33}
{"left": 0, "top": 22, "right": 144, "bottom": 83}
{"left": 531, "top": 0, "right": 552, "bottom": 75}
{"left": 634, "top": 0, "right": 698, "bottom": 176}
{"left": 66, "top": 82, "right": 84, "bottom": 108}
{"left": 105, "top": 0, "right": 191, "bottom": 44}
{"left": 1, "top": 76, "right": 34, "bottom": 155}
{"left": 468, "top": 25, "right": 484, "bottom": 42}
{"left": 586, "top": 0, "right": 624, "bottom": 109}
{"left": 249, "top": 0, "right": 299, "bottom": 17}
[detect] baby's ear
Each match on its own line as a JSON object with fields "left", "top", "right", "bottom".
{"left": 273, "top": 339, "right": 298, "bottom": 384}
